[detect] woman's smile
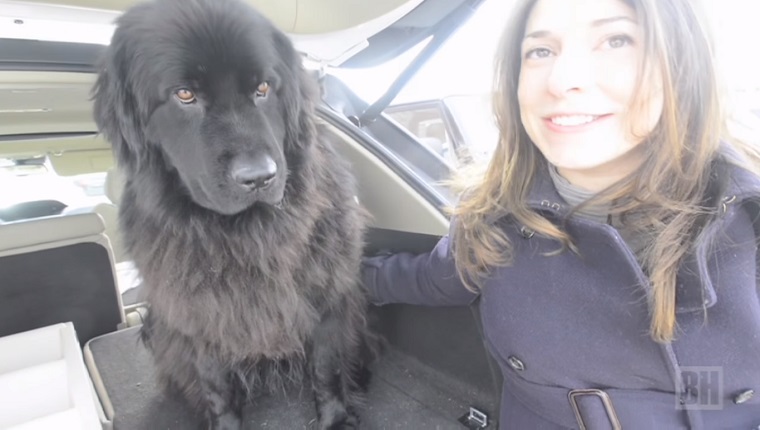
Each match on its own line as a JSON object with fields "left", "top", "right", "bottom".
{"left": 543, "top": 113, "right": 613, "bottom": 133}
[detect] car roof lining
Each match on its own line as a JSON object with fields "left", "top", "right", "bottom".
{"left": 6, "top": 0, "right": 419, "bottom": 35}
{"left": 1, "top": 0, "right": 481, "bottom": 66}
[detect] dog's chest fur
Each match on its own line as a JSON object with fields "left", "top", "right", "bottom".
{"left": 125, "top": 182, "right": 362, "bottom": 361}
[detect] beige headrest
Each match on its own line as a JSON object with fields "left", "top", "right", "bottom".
{"left": 0, "top": 213, "right": 105, "bottom": 253}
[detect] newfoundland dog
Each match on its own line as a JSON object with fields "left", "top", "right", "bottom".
{"left": 92, "top": 0, "right": 373, "bottom": 428}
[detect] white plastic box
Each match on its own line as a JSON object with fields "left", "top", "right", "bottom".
{"left": 0, "top": 323, "right": 105, "bottom": 430}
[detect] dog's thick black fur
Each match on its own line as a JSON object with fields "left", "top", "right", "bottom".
{"left": 92, "top": 0, "right": 373, "bottom": 428}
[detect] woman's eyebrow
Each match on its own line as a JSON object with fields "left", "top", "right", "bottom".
{"left": 524, "top": 16, "right": 637, "bottom": 40}
{"left": 591, "top": 16, "right": 637, "bottom": 27}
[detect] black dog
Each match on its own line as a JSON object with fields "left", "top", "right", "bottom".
{"left": 92, "top": 0, "right": 373, "bottom": 428}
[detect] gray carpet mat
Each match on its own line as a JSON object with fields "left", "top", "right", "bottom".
{"left": 86, "top": 327, "right": 496, "bottom": 429}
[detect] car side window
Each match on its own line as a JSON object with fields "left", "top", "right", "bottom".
{"left": 384, "top": 103, "right": 457, "bottom": 166}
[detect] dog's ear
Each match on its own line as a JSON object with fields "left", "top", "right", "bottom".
{"left": 91, "top": 39, "right": 145, "bottom": 172}
{"left": 272, "top": 30, "right": 318, "bottom": 151}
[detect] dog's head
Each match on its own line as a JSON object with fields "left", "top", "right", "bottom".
{"left": 93, "top": 0, "right": 316, "bottom": 214}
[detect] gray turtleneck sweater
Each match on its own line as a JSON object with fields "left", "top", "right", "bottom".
{"left": 547, "top": 163, "right": 648, "bottom": 259}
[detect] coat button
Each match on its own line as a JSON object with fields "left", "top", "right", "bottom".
{"left": 507, "top": 355, "right": 525, "bottom": 372}
{"left": 733, "top": 389, "right": 754, "bottom": 404}
{"left": 520, "top": 226, "right": 534, "bottom": 239}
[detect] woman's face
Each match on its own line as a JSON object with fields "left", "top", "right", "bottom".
{"left": 517, "top": 0, "right": 663, "bottom": 190}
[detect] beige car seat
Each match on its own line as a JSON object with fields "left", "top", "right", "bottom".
{"left": 94, "top": 167, "right": 126, "bottom": 263}
{"left": 63, "top": 167, "right": 127, "bottom": 263}
{"left": 0, "top": 212, "right": 125, "bottom": 344}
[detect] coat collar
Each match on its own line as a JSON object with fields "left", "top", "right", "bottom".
{"left": 525, "top": 161, "right": 571, "bottom": 216}
{"left": 524, "top": 146, "right": 760, "bottom": 213}
{"left": 723, "top": 162, "right": 760, "bottom": 205}
{"left": 522, "top": 153, "right": 760, "bottom": 313}
{"left": 679, "top": 158, "right": 760, "bottom": 312}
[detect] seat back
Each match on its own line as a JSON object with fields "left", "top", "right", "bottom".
{"left": 0, "top": 213, "right": 125, "bottom": 345}
{"left": 64, "top": 167, "right": 128, "bottom": 263}
{"left": 95, "top": 167, "right": 126, "bottom": 262}
{"left": 93, "top": 203, "right": 125, "bottom": 262}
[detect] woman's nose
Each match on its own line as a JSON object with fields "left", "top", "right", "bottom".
{"left": 546, "top": 50, "right": 595, "bottom": 97}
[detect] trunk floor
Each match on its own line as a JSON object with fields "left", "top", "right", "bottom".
{"left": 86, "top": 327, "right": 496, "bottom": 429}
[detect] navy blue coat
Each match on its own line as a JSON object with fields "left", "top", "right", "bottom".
{"left": 362, "top": 162, "right": 760, "bottom": 429}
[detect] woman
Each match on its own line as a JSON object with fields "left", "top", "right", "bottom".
{"left": 362, "top": 0, "right": 760, "bottom": 428}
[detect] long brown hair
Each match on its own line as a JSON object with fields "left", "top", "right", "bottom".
{"left": 451, "top": 0, "right": 758, "bottom": 343}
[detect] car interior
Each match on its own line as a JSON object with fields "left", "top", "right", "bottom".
{"left": 0, "top": 0, "right": 503, "bottom": 429}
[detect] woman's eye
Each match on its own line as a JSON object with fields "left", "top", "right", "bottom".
{"left": 175, "top": 88, "right": 196, "bottom": 104}
{"left": 255, "top": 81, "right": 270, "bottom": 98}
{"left": 525, "top": 47, "right": 553, "bottom": 60}
{"left": 606, "top": 34, "right": 634, "bottom": 49}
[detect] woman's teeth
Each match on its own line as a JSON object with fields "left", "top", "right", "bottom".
{"left": 550, "top": 115, "right": 598, "bottom": 126}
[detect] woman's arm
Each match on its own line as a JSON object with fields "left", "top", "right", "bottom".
{"left": 361, "top": 233, "right": 479, "bottom": 307}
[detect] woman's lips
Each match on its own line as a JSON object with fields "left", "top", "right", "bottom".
{"left": 543, "top": 114, "right": 613, "bottom": 133}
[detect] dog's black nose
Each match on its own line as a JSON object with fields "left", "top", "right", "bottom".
{"left": 231, "top": 156, "right": 277, "bottom": 190}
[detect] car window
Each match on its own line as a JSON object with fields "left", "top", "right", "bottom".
{"left": 443, "top": 94, "right": 498, "bottom": 164}
{"left": 384, "top": 101, "right": 458, "bottom": 165}
{"left": 0, "top": 156, "right": 108, "bottom": 220}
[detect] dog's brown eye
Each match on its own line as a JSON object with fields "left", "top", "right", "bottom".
{"left": 255, "top": 82, "right": 269, "bottom": 98}
{"left": 175, "top": 88, "right": 196, "bottom": 103}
